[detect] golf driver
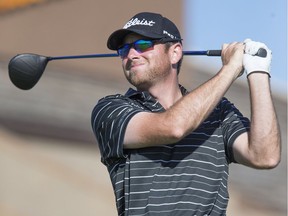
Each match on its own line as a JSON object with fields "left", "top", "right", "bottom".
{"left": 8, "top": 48, "right": 267, "bottom": 90}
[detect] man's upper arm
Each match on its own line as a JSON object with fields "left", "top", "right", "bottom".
{"left": 232, "top": 132, "right": 253, "bottom": 167}
{"left": 91, "top": 95, "right": 142, "bottom": 164}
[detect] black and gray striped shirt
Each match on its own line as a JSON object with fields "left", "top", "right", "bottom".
{"left": 91, "top": 86, "right": 250, "bottom": 216}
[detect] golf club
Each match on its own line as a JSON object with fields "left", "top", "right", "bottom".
{"left": 8, "top": 48, "right": 267, "bottom": 90}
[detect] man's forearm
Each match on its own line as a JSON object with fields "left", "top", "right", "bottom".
{"left": 247, "top": 73, "right": 281, "bottom": 168}
{"left": 166, "top": 65, "right": 238, "bottom": 139}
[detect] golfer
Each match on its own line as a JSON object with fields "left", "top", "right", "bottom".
{"left": 91, "top": 12, "right": 281, "bottom": 215}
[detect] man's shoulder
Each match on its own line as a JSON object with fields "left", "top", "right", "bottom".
{"left": 100, "top": 93, "right": 127, "bottom": 101}
{"left": 94, "top": 90, "right": 145, "bottom": 111}
{"left": 97, "top": 88, "right": 139, "bottom": 102}
{"left": 94, "top": 94, "right": 131, "bottom": 110}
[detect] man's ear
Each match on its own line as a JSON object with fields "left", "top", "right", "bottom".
{"left": 170, "top": 43, "right": 183, "bottom": 64}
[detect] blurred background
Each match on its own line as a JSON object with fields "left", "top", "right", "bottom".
{"left": 0, "top": 0, "right": 287, "bottom": 215}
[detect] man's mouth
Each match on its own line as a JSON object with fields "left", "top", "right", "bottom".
{"left": 128, "top": 62, "right": 145, "bottom": 70}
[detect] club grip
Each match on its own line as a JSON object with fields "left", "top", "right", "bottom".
{"left": 206, "top": 48, "right": 267, "bottom": 57}
{"left": 206, "top": 50, "right": 222, "bottom": 56}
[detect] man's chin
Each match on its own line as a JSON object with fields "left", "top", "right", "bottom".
{"left": 128, "top": 78, "right": 149, "bottom": 90}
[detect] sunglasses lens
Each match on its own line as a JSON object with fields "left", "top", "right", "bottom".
{"left": 118, "top": 44, "right": 130, "bottom": 58}
{"left": 117, "top": 40, "right": 155, "bottom": 58}
{"left": 134, "top": 40, "right": 154, "bottom": 52}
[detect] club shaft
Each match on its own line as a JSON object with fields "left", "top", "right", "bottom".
{"left": 49, "top": 53, "right": 119, "bottom": 60}
{"left": 183, "top": 50, "right": 222, "bottom": 56}
{"left": 48, "top": 50, "right": 222, "bottom": 61}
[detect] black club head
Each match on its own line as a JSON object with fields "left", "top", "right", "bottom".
{"left": 8, "top": 53, "right": 49, "bottom": 90}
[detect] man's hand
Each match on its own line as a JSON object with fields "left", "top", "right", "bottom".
{"left": 243, "top": 39, "right": 272, "bottom": 77}
{"left": 221, "top": 42, "right": 245, "bottom": 79}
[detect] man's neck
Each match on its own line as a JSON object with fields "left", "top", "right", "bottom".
{"left": 141, "top": 79, "right": 183, "bottom": 110}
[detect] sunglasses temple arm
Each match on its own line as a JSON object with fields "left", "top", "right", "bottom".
{"left": 183, "top": 50, "right": 222, "bottom": 56}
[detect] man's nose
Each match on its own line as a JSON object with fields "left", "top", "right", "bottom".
{"left": 127, "top": 46, "right": 140, "bottom": 59}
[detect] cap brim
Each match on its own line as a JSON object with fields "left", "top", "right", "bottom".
{"left": 107, "top": 29, "right": 164, "bottom": 50}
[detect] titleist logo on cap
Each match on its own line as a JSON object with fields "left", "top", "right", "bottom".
{"left": 163, "top": 30, "right": 177, "bottom": 39}
{"left": 123, "top": 18, "right": 156, "bottom": 29}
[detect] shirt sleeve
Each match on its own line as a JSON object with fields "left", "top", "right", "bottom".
{"left": 91, "top": 94, "right": 143, "bottom": 166}
{"left": 220, "top": 98, "right": 250, "bottom": 163}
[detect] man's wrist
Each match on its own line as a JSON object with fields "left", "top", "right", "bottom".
{"left": 247, "top": 72, "right": 271, "bottom": 82}
{"left": 247, "top": 71, "right": 271, "bottom": 78}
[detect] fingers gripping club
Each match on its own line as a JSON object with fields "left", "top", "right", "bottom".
{"left": 243, "top": 39, "right": 271, "bottom": 76}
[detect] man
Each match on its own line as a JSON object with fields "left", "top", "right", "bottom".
{"left": 91, "top": 12, "right": 281, "bottom": 216}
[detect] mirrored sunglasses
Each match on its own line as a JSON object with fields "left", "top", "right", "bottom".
{"left": 117, "top": 39, "right": 158, "bottom": 58}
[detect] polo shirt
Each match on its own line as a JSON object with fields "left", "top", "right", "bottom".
{"left": 91, "top": 86, "right": 250, "bottom": 216}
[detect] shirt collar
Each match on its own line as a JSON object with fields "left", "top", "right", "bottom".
{"left": 125, "top": 84, "right": 189, "bottom": 99}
